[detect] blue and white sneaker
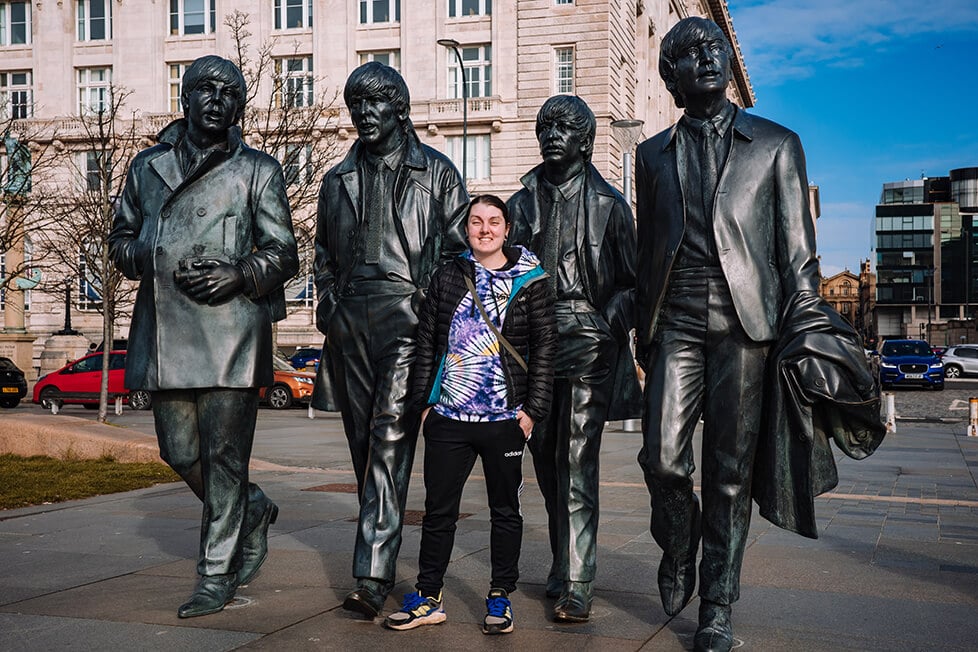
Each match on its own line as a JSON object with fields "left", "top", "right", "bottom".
{"left": 483, "top": 588, "right": 514, "bottom": 635}
{"left": 383, "top": 591, "right": 446, "bottom": 630}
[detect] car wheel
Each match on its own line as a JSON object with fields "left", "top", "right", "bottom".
{"left": 39, "top": 386, "right": 62, "bottom": 410}
{"left": 128, "top": 390, "right": 152, "bottom": 411}
{"left": 944, "top": 365, "right": 962, "bottom": 379}
{"left": 0, "top": 397, "right": 19, "bottom": 408}
{"left": 266, "top": 384, "right": 293, "bottom": 410}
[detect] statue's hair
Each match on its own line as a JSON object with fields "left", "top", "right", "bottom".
{"left": 343, "top": 61, "right": 411, "bottom": 126}
{"left": 659, "top": 17, "right": 733, "bottom": 108}
{"left": 535, "top": 95, "right": 596, "bottom": 163}
{"left": 181, "top": 55, "right": 248, "bottom": 123}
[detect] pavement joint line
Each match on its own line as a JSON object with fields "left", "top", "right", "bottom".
{"left": 822, "top": 492, "right": 978, "bottom": 508}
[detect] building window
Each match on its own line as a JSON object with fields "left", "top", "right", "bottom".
{"left": 448, "top": 0, "right": 490, "bottom": 17}
{"left": 554, "top": 47, "right": 574, "bottom": 94}
{"left": 359, "top": 49, "right": 401, "bottom": 71}
{"left": 77, "top": 67, "right": 112, "bottom": 115}
{"left": 0, "top": 1, "right": 30, "bottom": 45}
{"left": 77, "top": 0, "right": 112, "bottom": 41}
{"left": 555, "top": 0, "right": 573, "bottom": 4}
{"left": 285, "top": 228, "right": 314, "bottom": 306}
{"left": 169, "top": 0, "right": 215, "bottom": 36}
{"left": 448, "top": 44, "right": 491, "bottom": 99}
{"left": 275, "top": 56, "right": 314, "bottom": 108}
{"left": 274, "top": 0, "right": 312, "bottom": 29}
{"left": 281, "top": 143, "right": 313, "bottom": 187}
{"left": 446, "top": 134, "right": 490, "bottom": 181}
{"left": 168, "top": 62, "right": 191, "bottom": 113}
{"left": 0, "top": 71, "right": 31, "bottom": 119}
{"left": 84, "top": 150, "right": 110, "bottom": 192}
{"left": 78, "top": 239, "right": 103, "bottom": 311}
{"left": 359, "top": 0, "right": 399, "bottom": 24}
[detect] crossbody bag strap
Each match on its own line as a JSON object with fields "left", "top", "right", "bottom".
{"left": 462, "top": 273, "right": 529, "bottom": 372}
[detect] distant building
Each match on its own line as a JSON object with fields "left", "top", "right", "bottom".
{"left": 857, "top": 259, "right": 876, "bottom": 347}
{"left": 820, "top": 269, "right": 858, "bottom": 327}
{"left": 874, "top": 167, "right": 978, "bottom": 343}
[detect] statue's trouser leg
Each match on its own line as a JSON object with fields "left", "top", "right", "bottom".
{"left": 153, "top": 388, "right": 259, "bottom": 576}
{"left": 327, "top": 294, "right": 419, "bottom": 586}
{"left": 529, "top": 314, "right": 614, "bottom": 584}
{"left": 416, "top": 413, "right": 525, "bottom": 595}
{"left": 639, "top": 272, "right": 767, "bottom": 605}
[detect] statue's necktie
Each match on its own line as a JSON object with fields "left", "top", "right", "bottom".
{"left": 700, "top": 121, "right": 719, "bottom": 220}
{"left": 542, "top": 185, "right": 562, "bottom": 290}
{"left": 363, "top": 157, "right": 384, "bottom": 264}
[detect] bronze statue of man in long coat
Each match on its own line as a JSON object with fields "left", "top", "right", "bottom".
{"left": 110, "top": 55, "right": 299, "bottom": 618}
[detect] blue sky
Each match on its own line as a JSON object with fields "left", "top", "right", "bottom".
{"left": 725, "top": 0, "right": 978, "bottom": 277}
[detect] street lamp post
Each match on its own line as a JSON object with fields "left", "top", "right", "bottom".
{"left": 55, "top": 277, "right": 80, "bottom": 336}
{"left": 437, "top": 38, "right": 468, "bottom": 182}
{"left": 610, "top": 118, "right": 644, "bottom": 432}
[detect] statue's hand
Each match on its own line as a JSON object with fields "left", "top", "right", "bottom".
{"left": 174, "top": 258, "right": 245, "bottom": 305}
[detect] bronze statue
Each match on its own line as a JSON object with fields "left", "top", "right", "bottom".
{"left": 634, "top": 18, "right": 883, "bottom": 652}
{"left": 312, "top": 61, "right": 469, "bottom": 619}
{"left": 507, "top": 95, "right": 641, "bottom": 623}
{"left": 109, "top": 55, "right": 299, "bottom": 618}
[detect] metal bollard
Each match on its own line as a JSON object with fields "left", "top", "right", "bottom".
{"left": 622, "top": 418, "right": 641, "bottom": 432}
{"left": 308, "top": 404, "right": 315, "bottom": 419}
{"left": 884, "top": 392, "right": 896, "bottom": 433}
{"left": 115, "top": 396, "right": 123, "bottom": 416}
{"left": 50, "top": 402, "right": 59, "bottom": 415}
{"left": 969, "top": 398, "right": 978, "bottom": 437}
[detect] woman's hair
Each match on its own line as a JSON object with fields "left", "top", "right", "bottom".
{"left": 468, "top": 194, "right": 509, "bottom": 223}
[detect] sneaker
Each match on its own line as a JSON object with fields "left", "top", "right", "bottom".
{"left": 482, "top": 588, "right": 514, "bottom": 635}
{"left": 383, "top": 591, "right": 446, "bottom": 631}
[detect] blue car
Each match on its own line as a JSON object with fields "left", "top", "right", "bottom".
{"left": 878, "top": 339, "right": 944, "bottom": 391}
{"left": 289, "top": 347, "right": 322, "bottom": 370}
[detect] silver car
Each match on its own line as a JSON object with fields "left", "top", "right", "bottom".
{"left": 941, "top": 345, "right": 978, "bottom": 378}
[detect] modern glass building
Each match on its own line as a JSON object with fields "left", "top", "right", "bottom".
{"left": 874, "top": 168, "right": 978, "bottom": 342}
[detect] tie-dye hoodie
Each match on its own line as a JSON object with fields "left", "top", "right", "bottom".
{"left": 433, "top": 246, "right": 545, "bottom": 422}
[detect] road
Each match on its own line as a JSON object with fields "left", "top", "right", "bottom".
{"left": 8, "top": 377, "right": 978, "bottom": 467}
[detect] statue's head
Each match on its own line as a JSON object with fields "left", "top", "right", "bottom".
{"left": 181, "top": 55, "right": 247, "bottom": 125}
{"left": 659, "top": 17, "right": 733, "bottom": 109}
{"left": 343, "top": 62, "right": 412, "bottom": 153}
{"left": 535, "top": 95, "right": 596, "bottom": 169}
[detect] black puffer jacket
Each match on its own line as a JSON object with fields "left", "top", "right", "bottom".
{"left": 412, "top": 246, "right": 557, "bottom": 422}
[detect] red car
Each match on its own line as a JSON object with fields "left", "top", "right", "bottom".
{"left": 32, "top": 351, "right": 152, "bottom": 410}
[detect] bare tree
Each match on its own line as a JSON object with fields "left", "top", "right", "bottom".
{"left": 225, "top": 9, "right": 341, "bottom": 331}
{"left": 30, "top": 85, "right": 143, "bottom": 422}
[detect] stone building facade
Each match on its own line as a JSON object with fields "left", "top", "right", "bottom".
{"left": 0, "top": 0, "right": 752, "bottom": 377}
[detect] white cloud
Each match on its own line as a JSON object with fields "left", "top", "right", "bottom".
{"left": 728, "top": 0, "right": 978, "bottom": 84}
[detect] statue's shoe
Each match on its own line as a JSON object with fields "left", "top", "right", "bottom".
{"left": 693, "top": 600, "right": 733, "bottom": 652}
{"left": 553, "top": 581, "right": 592, "bottom": 623}
{"left": 177, "top": 574, "right": 238, "bottom": 618}
{"left": 657, "top": 552, "right": 697, "bottom": 616}
{"left": 343, "top": 579, "right": 389, "bottom": 619}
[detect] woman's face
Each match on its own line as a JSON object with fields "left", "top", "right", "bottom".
{"left": 467, "top": 202, "right": 509, "bottom": 260}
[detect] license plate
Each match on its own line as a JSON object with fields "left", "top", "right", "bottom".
{"left": 903, "top": 373, "right": 923, "bottom": 379}
{"left": 1, "top": 387, "right": 18, "bottom": 393}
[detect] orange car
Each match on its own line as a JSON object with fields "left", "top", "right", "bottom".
{"left": 260, "top": 356, "right": 316, "bottom": 409}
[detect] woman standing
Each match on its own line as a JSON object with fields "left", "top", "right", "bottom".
{"left": 384, "top": 195, "right": 556, "bottom": 635}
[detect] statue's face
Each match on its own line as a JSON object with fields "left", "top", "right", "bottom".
{"left": 672, "top": 36, "right": 732, "bottom": 103}
{"left": 349, "top": 94, "right": 404, "bottom": 154}
{"left": 536, "top": 115, "right": 587, "bottom": 170}
{"left": 185, "top": 78, "right": 240, "bottom": 139}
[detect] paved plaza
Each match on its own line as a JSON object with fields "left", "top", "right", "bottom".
{"left": 1, "top": 400, "right": 977, "bottom": 650}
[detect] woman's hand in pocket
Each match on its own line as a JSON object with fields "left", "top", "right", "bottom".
{"left": 516, "top": 410, "right": 534, "bottom": 440}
